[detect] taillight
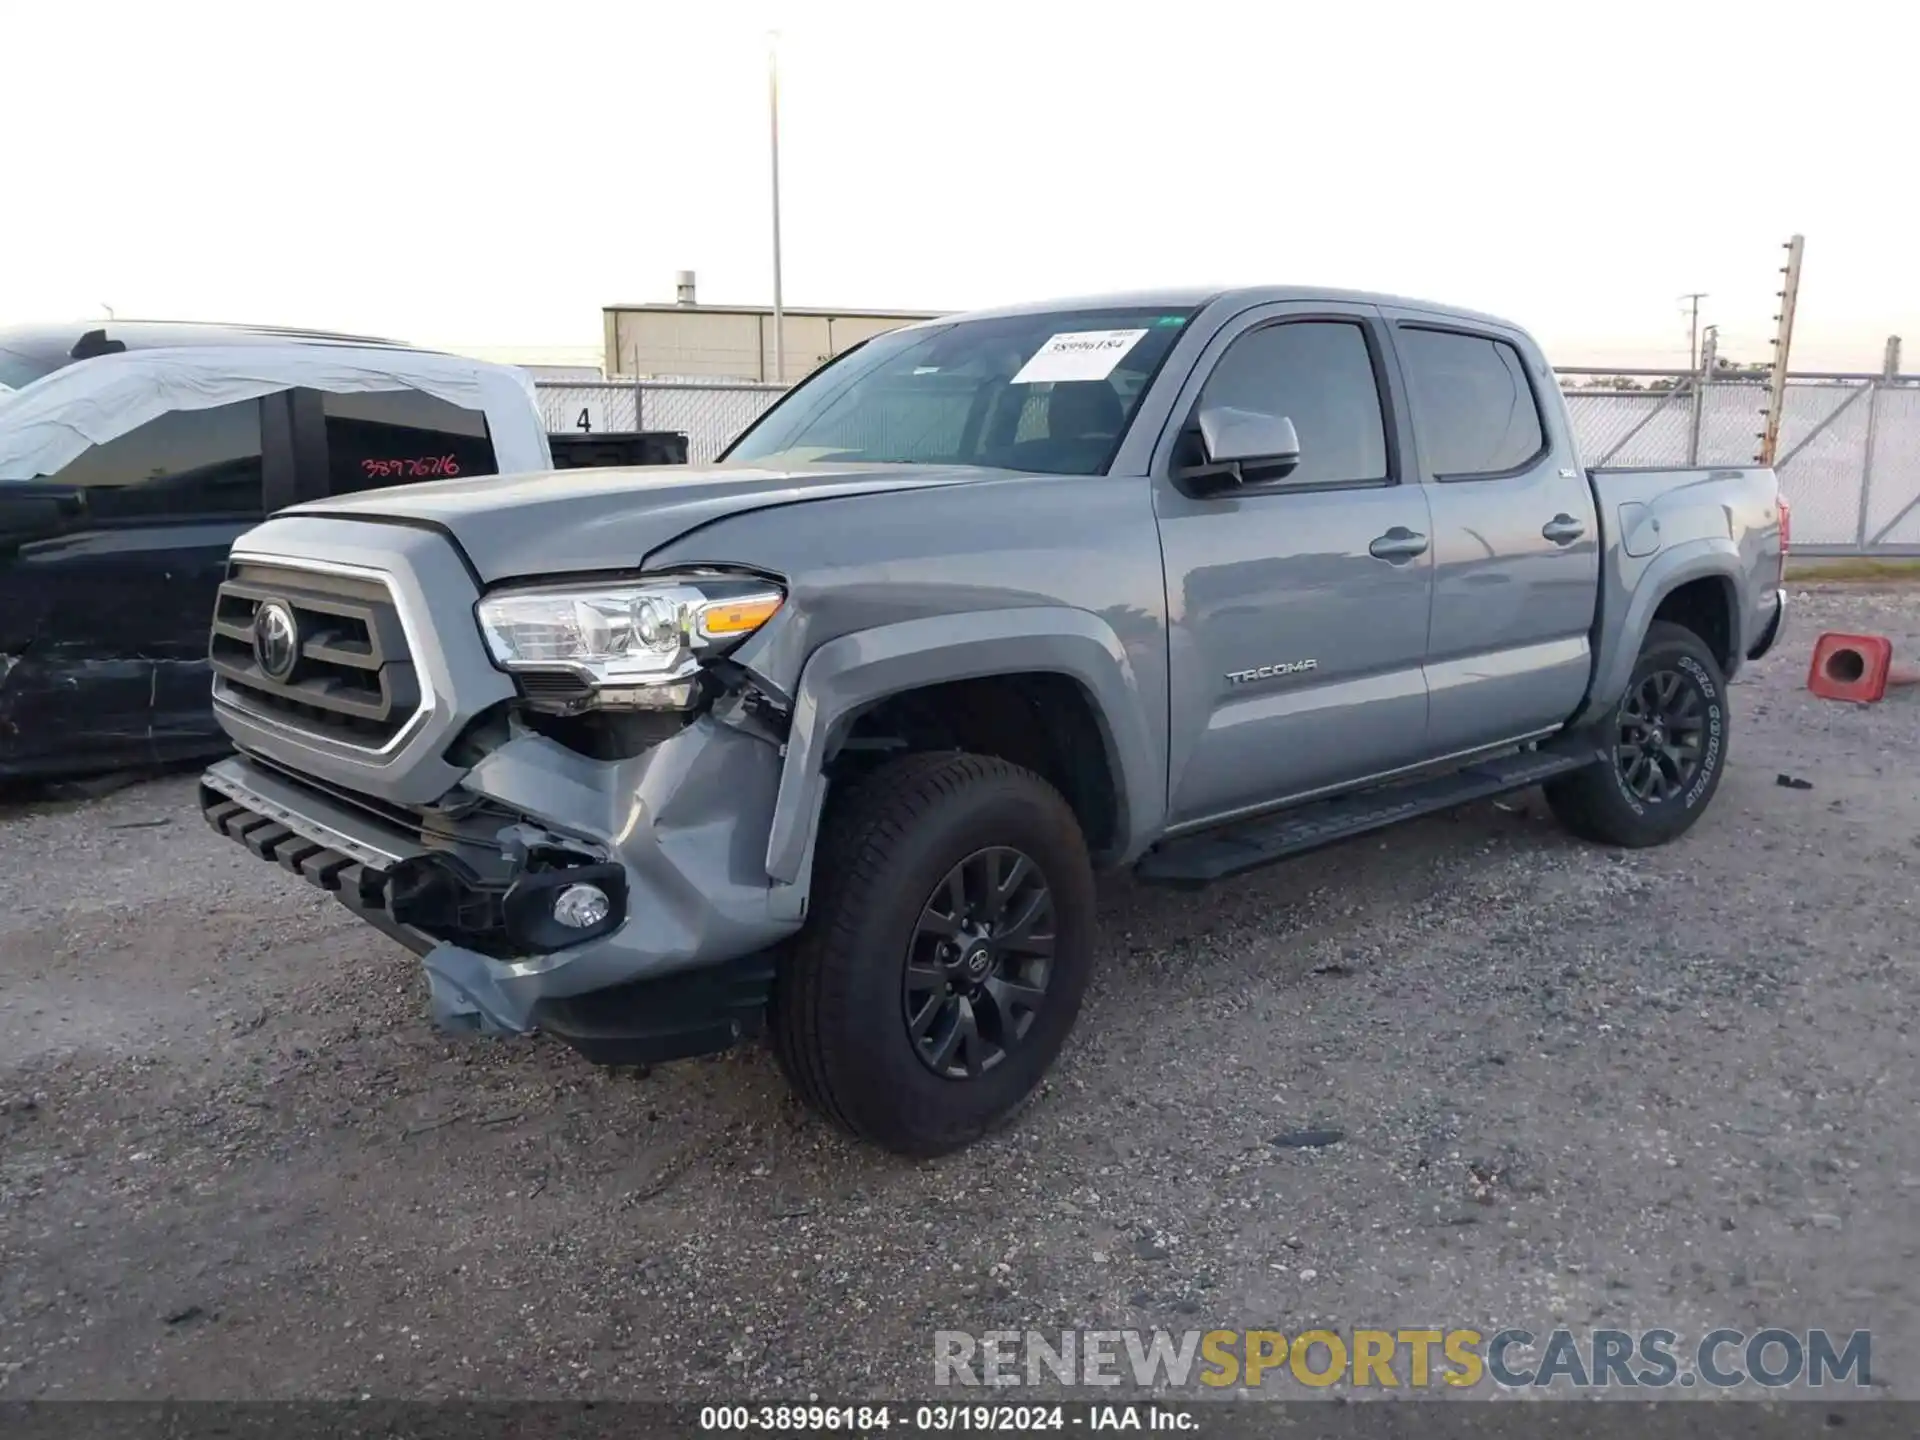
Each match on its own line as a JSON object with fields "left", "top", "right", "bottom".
{"left": 1777, "top": 498, "right": 1791, "bottom": 588}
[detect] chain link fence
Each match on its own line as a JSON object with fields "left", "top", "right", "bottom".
{"left": 534, "top": 379, "right": 785, "bottom": 464}
{"left": 535, "top": 372, "right": 1920, "bottom": 554}
{"left": 1560, "top": 372, "right": 1920, "bottom": 552}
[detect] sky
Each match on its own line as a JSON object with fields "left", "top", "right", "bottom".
{"left": 7, "top": 0, "right": 1915, "bottom": 374}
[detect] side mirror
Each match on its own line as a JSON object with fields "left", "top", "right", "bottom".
{"left": 1177, "top": 406, "right": 1301, "bottom": 490}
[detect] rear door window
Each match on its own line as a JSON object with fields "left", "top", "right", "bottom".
{"left": 320, "top": 390, "right": 497, "bottom": 494}
{"left": 1396, "top": 328, "right": 1546, "bottom": 479}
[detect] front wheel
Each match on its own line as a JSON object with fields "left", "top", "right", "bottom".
{"left": 1544, "top": 620, "right": 1729, "bottom": 848}
{"left": 770, "top": 752, "right": 1096, "bottom": 1157}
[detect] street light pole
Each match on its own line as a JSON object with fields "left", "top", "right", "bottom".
{"left": 768, "top": 32, "right": 785, "bottom": 386}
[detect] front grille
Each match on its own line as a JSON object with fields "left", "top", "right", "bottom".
{"left": 209, "top": 560, "right": 421, "bottom": 746}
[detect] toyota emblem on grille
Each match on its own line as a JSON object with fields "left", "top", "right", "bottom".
{"left": 252, "top": 600, "right": 300, "bottom": 682}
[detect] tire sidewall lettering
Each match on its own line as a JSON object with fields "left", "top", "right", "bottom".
{"left": 1676, "top": 654, "right": 1723, "bottom": 810}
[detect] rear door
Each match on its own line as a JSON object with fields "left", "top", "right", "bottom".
{"left": 1383, "top": 315, "right": 1599, "bottom": 753}
{"left": 1151, "top": 303, "right": 1435, "bottom": 828}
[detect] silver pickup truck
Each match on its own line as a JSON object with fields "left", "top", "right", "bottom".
{"left": 197, "top": 287, "right": 1787, "bottom": 1156}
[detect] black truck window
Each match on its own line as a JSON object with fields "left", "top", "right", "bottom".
{"left": 43, "top": 400, "right": 266, "bottom": 518}
{"left": 321, "top": 390, "right": 498, "bottom": 494}
{"left": 1396, "top": 327, "right": 1547, "bottom": 479}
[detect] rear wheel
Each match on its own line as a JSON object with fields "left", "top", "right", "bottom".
{"left": 770, "top": 752, "right": 1096, "bottom": 1157}
{"left": 1544, "top": 621, "right": 1729, "bottom": 848}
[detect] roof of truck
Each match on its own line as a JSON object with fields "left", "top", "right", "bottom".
{"left": 910, "top": 286, "right": 1524, "bottom": 333}
{"left": 0, "top": 319, "right": 430, "bottom": 391}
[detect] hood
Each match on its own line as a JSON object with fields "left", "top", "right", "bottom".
{"left": 292, "top": 461, "right": 1003, "bottom": 584}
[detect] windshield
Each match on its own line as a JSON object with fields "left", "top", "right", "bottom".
{"left": 725, "top": 306, "right": 1194, "bottom": 475}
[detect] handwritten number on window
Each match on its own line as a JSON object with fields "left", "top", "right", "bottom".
{"left": 360, "top": 455, "right": 461, "bottom": 480}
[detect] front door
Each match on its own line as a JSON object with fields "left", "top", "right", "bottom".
{"left": 1151, "top": 305, "right": 1435, "bottom": 829}
{"left": 0, "top": 396, "right": 281, "bottom": 775}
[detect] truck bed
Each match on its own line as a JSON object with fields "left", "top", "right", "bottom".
{"left": 547, "top": 430, "right": 689, "bottom": 469}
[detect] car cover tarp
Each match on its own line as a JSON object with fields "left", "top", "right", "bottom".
{"left": 0, "top": 344, "right": 552, "bottom": 480}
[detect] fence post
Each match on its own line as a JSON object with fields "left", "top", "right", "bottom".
{"left": 1687, "top": 379, "right": 1700, "bottom": 467}
{"left": 1688, "top": 330, "right": 1717, "bottom": 465}
{"left": 633, "top": 375, "right": 644, "bottom": 430}
{"left": 1855, "top": 381, "right": 1883, "bottom": 552}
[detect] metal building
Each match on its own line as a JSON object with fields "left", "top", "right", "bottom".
{"left": 602, "top": 272, "right": 939, "bottom": 383}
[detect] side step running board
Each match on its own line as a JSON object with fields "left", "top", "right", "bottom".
{"left": 1134, "top": 741, "right": 1604, "bottom": 889}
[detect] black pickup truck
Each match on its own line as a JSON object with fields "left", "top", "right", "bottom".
{"left": 0, "top": 321, "right": 685, "bottom": 782}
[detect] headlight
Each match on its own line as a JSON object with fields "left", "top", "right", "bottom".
{"left": 476, "top": 574, "right": 783, "bottom": 705}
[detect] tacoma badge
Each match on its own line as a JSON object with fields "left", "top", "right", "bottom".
{"left": 1226, "top": 659, "right": 1318, "bottom": 685}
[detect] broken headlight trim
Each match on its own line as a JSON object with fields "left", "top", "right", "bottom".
{"left": 475, "top": 575, "right": 783, "bottom": 710}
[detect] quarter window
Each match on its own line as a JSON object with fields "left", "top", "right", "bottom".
{"left": 321, "top": 390, "right": 497, "bottom": 495}
{"left": 1397, "top": 328, "right": 1546, "bottom": 478}
{"left": 1190, "top": 321, "right": 1389, "bottom": 487}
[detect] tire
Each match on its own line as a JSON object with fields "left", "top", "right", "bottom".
{"left": 1544, "top": 620, "right": 1730, "bottom": 848}
{"left": 770, "top": 751, "right": 1096, "bottom": 1157}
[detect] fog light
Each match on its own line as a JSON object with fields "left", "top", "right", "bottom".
{"left": 502, "top": 862, "right": 626, "bottom": 953}
{"left": 552, "top": 883, "right": 612, "bottom": 929}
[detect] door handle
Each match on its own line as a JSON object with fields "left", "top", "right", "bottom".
{"left": 1542, "top": 513, "right": 1587, "bottom": 545}
{"left": 1368, "top": 526, "right": 1429, "bottom": 563}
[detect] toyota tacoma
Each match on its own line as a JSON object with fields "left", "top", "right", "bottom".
{"left": 196, "top": 287, "right": 1788, "bottom": 1156}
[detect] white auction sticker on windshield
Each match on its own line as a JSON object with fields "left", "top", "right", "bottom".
{"left": 1010, "top": 329, "right": 1149, "bottom": 384}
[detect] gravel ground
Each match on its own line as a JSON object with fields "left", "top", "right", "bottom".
{"left": 2, "top": 585, "right": 1916, "bottom": 1401}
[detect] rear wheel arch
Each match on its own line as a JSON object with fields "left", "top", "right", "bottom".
{"left": 1650, "top": 573, "right": 1738, "bottom": 675}
{"left": 1577, "top": 545, "right": 1746, "bottom": 728}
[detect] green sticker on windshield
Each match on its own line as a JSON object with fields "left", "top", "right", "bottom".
{"left": 1155, "top": 314, "right": 1187, "bottom": 327}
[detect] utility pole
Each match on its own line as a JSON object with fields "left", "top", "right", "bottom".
{"left": 767, "top": 31, "right": 786, "bottom": 386}
{"left": 1758, "top": 235, "right": 1804, "bottom": 466}
{"left": 1680, "top": 292, "right": 1708, "bottom": 372}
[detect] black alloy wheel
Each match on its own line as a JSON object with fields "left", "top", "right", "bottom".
{"left": 1614, "top": 667, "right": 1708, "bottom": 804}
{"left": 1543, "top": 620, "right": 1729, "bottom": 850}
{"left": 769, "top": 750, "right": 1097, "bottom": 1156}
{"left": 902, "top": 846, "right": 1055, "bottom": 1079}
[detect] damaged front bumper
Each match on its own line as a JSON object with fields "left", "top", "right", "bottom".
{"left": 199, "top": 712, "right": 803, "bottom": 1064}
